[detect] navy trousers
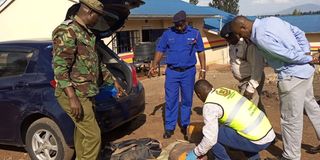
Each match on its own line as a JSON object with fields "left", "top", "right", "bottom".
{"left": 211, "top": 126, "right": 271, "bottom": 160}
{"left": 164, "top": 66, "right": 196, "bottom": 131}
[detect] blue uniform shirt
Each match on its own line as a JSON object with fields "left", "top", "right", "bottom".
{"left": 156, "top": 26, "right": 204, "bottom": 67}
{"left": 250, "top": 17, "right": 314, "bottom": 79}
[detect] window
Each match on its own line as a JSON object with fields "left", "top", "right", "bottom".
{"left": 142, "top": 29, "right": 165, "bottom": 42}
{"left": 0, "top": 51, "right": 33, "bottom": 77}
{"left": 113, "top": 30, "right": 140, "bottom": 53}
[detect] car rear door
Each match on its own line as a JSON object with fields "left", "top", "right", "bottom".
{"left": 0, "top": 46, "right": 37, "bottom": 143}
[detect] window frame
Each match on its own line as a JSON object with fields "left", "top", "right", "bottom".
{"left": 0, "top": 46, "right": 36, "bottom": 78}
{"left": 141, "top": 29, "right": 166, "bottom": 42}
{"left": 113, "top": 30, "right": 140, "bottom": 54}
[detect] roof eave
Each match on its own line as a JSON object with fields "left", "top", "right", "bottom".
{"left": 203, "top": 28, "right": 219, "bottom": 35}
{"left": 306, "top": 32, "right": 320, "bottom": 34}
{"left": 128, "top": 14, "right": 221, "bottom": 19}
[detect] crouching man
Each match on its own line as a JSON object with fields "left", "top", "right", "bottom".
{"left": 186, "top": 80, "right": 275, "bottom": 160}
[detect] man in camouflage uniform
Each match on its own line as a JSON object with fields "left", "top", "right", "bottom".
{"left": 52, "top": 0, "right": 123, "bottom": 159}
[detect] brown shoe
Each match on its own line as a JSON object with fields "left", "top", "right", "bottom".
{"left": 306, "top": 145, "right": 320, "bottom": 154}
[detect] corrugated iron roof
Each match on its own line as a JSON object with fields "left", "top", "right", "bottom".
{"left": 247, "top": 15, "right": 320, "bottom": 33}
{"left": 129, "top": 0, "right": 221, "bottom": 18}
{"left": 202, "top": 6, "right": 235, "bottom": 33}
{"left": 205, "top": 13, "right": 320, "bottom": 34}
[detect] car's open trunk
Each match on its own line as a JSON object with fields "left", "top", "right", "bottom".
{"left": 64, "top": 0, "right": 145, "bottom": 96}
{"left": 96, "top": 41, "right": 133, "bottom": 95}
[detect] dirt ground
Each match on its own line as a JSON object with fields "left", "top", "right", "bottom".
{"left": 0, "top": 64, "right": 320, "bottom": 160}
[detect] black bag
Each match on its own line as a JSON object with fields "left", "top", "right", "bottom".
{"left": 102, "top": 138, "right": 162, "bottom": 160}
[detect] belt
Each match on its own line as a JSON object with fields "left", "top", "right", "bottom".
{"left": 88, "top": 97, "right": 96, "bottom": 103}
{"left": 167, "top": 65, "right": 194, "bottom": 72}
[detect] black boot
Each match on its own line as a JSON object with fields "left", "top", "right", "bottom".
{"left": 264, "top": 155, "right": 290, "bottom": 160}
{"left": 163, "top": 130, "right": 174, "bottom": 139}
{"left": 307, "top": 145, "right": 320, "bottom": 154}
{"left": 181, "top": 127, "right": 188, "bottom": 140}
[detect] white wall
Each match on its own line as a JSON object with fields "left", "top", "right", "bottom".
{"left": 0, "top": 0, "right": 77, "bottom": 42}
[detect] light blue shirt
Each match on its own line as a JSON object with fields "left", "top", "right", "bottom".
{"left": 250, "top": 17, "right": 314, "bottom": 79}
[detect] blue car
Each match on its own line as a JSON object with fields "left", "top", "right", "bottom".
{"left": 0, "top": 1, "right": 145, "bottom": 160}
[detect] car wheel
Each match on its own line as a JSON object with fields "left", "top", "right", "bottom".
{"left": 25, "top": 117, "right": 74, "bottom": 160}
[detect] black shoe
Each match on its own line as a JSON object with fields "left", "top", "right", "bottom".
{"left": 265, "top": 156, "right": 290, "bottom": 160}
{"left": 163, "top": 130, "right": 174, "bottom": 139}
{"left": 181, "top": 127, "right": 188, "bottom": 140}
{"left": 181, "top": 127, "right": 187, "bottom": 135}
{"left": 306, "top": 145, "right": 320, "bottom": 154}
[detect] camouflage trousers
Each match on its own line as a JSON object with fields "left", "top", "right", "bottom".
{"left": 57, "top": 93, "right": 101, "bottom": 160}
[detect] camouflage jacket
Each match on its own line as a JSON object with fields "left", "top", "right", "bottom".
{"left": 52, "top": 16, "right": 113, "bottom": 98}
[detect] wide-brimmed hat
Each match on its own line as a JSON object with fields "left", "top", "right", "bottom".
{"left": 80, "top": 0, "right": 106, "bottom": 15}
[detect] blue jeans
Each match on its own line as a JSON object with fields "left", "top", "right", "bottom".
{"left": 164, "top": 66, "right": 196, "bottom": 130}
{"left": 211, "top": 126, "right": 271, "bottom": 160}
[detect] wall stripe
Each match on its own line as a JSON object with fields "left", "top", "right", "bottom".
{"left": 119, "top": 52, "right": 134, "bottom": 63}
{"left": 118, "top": 39, "right": 228, "bottom": 63}
{"left": 204, "top": 39, "right": 227, "bottom": 50}
{"left": 205, "top": 44, "right": 227, "bottom": 50}
{"left": 311, "top": 46, "right": 320, "bottom": 52}
{"left": 204, "top": 39, "right": 226, "bottom": 45}
{"left": 118, "top": 43, "right": 320, "bottom": 64}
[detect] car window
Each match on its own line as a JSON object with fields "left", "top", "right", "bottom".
{"left": 0, "top": 51, "right": 33, "bottom": 77}
{"left": 0, "top": 0, "right": 13, "bottom": 12}
{"left": 0, "top": 0, "right": 5, "bottom": 6}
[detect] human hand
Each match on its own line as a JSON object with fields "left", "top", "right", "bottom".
{"left": 198, "top": 70, "right": 206, "bottom": 80}
{"left": 185, "top": 150, "right": 197, "bottom": 160}
{"left": 114, "top": 80, "right": 128, "bottom": 97}
{"left": 69, "top": 96, "right": 83, "bottom": 121}
{"left": 243, "top": 90, "right": 254, "bottom": 100}
{"left": 148, "top": 65, "right": 158, "bottom": 77}
{"left": 310, "top": 54, "right": 320, "bottom": 64}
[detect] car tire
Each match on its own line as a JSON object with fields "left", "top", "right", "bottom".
{"left": 25, "top": 117, "right": 74, "bottom": 160}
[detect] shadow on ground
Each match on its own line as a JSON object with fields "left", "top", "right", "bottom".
{"left": 102, "top": 114, "right": 147, "bottom": 142}
{"left": 0, "top": 145, "right": 26, "bottom": 153}
{"left": 193, "top": 106, "right": 203, "bottom": 115}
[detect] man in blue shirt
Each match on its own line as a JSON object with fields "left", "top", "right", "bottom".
{"left": 231, "top": 16, "right": 320, "bottom": 160}
{"left": 149, "top": 10, "right": 206, "bottom": 139}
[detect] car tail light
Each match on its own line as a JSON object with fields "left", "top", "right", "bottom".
{"left": 50, "top": 80, "right": 57, "bottom": 88}
{"left": 130, "top": 64, "right": 138, "bottom": 87}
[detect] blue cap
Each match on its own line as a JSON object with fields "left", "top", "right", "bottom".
{"left": 173, "top": 10, "right": 186, "bottom": 23}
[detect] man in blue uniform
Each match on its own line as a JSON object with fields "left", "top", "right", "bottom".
{"left": 149, "top": 10, "right": 206, "bottom": 139}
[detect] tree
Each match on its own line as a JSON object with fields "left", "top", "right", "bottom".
{"left": 209, "top": 0, "right": 239, "bottom": 15}
{"left": 189, "top": 0, "right": 198, "bottom": 5}
{"left": 292, "top": 8, "right": 301, "bottom": 15}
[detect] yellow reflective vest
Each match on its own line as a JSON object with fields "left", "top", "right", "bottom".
{"left": 205, "top": 87, "right": 272, "bottom": 141}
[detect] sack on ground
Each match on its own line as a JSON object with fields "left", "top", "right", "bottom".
{"left": 102, "top": 138, "right": 162, "bottom": 160}
{"left": 157, "top": 140, "right": 207, "bottom": 160}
